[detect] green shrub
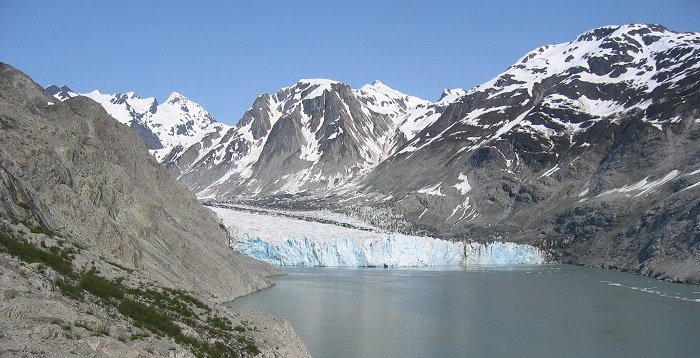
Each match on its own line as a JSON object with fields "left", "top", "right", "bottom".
{"left": 236, "top": 336, "right": 261, "bottom": 356}
{"left": 0, "top": 232, "right": 73, "bottom": 275}
{"left": 118, "top": 299, "right": 181, "bottom": 337}
{"left": 79, "top": 269, "right": 125, "bottom": 300}
{"left": 1, "top": 229, "right": 251, "bottom": 358}
{"left": 56, "top": 277, "right": 82, "bottom": 300}
{"left": 29, "top": 225, "right": 56, "bottom": 237}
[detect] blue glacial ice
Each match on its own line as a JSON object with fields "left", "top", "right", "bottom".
{"left": 211, "top": 206, "right": 546, "bottom": 267}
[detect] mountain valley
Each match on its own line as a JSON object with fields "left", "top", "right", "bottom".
{"left": 49, "top": 24, "right": 700, "bottom": 284}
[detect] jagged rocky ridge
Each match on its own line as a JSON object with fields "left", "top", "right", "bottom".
{"left": 51, "top": 24, "right": 700, "bottom": 283}
{"left": 1, "top": 64, "right": 310, "bottom": 356}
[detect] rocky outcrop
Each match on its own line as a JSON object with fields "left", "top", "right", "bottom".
{"left": 1, "top": 63, "right": 283, "bottom": 301}
{"left": 0, "top": 63, "right": 311, "bottom": 356}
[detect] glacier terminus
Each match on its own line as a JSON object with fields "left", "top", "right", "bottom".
{"left": 211, "top": 205, "right": 546, "bottom": 267}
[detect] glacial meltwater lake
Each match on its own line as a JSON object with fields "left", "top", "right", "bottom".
{"left": 229, "top": 265, "right": 700, "bottom": 358}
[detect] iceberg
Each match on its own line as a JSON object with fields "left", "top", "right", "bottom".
{"left": 211, "top": 206, "right": 546, "bottom": 267}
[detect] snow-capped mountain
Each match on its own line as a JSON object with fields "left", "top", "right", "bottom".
{"left": 48, "top": 79, "right": 459, "bottom": 198}
{"left": 161, "top": 79, "right": 462, "bottom": 198}
{"left": 361, "top": 24, "right": 700, "bottom": 221}
{"left": 349, "top": 24, "right": 700, "bottom": 282}
{"left": 46, "top": 85, "right": 221, "bottom": 158}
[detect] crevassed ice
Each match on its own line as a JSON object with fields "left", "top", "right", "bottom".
{"left": 212, "top": 206, "right": 545, "bottom": 267}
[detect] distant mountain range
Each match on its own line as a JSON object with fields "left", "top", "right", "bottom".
{"left": 48, "top": 79, "right": 467, "bottom": 197}
{"left": 45, "top": 85, "right": 221, "bottom": 157}
{"left": 48, "top": 24, "right": 700, "bottom": 284}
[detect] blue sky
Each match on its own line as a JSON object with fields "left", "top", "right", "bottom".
{"left": 1, "top": 0, "right": 698, "bottom": 125}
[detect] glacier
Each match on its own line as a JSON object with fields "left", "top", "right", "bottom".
{"left": 211, "top": 205, "right": 546, "bottom": 267}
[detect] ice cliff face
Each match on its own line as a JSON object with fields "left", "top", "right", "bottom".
{"left": 234, "top": 236, "right": 545, "bottom": 267}
{"left": 211, "top": 206, "right": 545, "bottom": 267}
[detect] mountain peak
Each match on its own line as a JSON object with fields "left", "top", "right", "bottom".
{"left": 126, "top": 91, "right": 141, "bottom": 99}
{"left": 166, "top": 91, "right": 188, "bottom": 104}
{"left": 289, "top": 79, "right": 345, "bottom": 100}
{"left": 573, "top": 23, "right": 671, "bottom": 43}
{"left": 438, "top": 88, "right": 466, "bottom": 103}
{"left": 45, "top": 84, "right": 77, "bottom": 100}
{"left": 361, "top": 80, "right": 395, "bottom": 92}
{"left": 298, "top": 78, "right": 340, "bottom": 86}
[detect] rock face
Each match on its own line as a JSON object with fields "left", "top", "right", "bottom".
{"left": 1, "top": 63, "right": 311, "bottom": 356}
{"left": 2, "top": 63, "right": 282, "bottom": 300}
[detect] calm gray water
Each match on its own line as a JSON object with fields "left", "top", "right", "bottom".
{"left": 228, "top": 265, "right": 700, "bottom": 358}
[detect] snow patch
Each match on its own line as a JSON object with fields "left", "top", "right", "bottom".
{"left": 298, "top": 79, "right": 339, "bottom": 100}
{"left": 417, "top": 183, "right": 445, "bottom": 196}
{"left": 453, "top": 173, "right": 472, "bottom": 195}
{"left": 538, "top": 165, "right": 560, "bottom": 179}
{"left": 598, "top": 170, "right": 681, "bottom": 197}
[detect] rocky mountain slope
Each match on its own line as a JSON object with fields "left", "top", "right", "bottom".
{"left": 1, "top": 63, "right": 310, "bottom": 356}
{"left": 180, "top": 79, "right": 465, "bottom": 198}
{"left": 351, "top": 24, "right": 700, "bottom": 283}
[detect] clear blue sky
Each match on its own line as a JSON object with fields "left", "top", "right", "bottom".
{"left": 2, "top": 0, "right": 698, "bottom": 125}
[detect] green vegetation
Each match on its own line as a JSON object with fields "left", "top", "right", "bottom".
{"left": 56, "top": 277, "right": 82, "bottom": 300}
{"left": 79, "top": 269, "right": 125, "bottom": 300}
{"left": 0, "top": 227, "right": 261, "bottom": 357}
{"left": 118, "top": 298, "right": 182, "bottom": 337}
{"left": 11, "top": 218, "right": 57, "bottom": 237}
{"left": 0, "top": 232, "right": 73, "bottom": 275}
{"left": 106, "top": 260, "right": 135, "bottom": 273}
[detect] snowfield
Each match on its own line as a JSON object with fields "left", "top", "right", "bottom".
{"left": 210, "top": 205, "right": 546, "bottom": 267}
